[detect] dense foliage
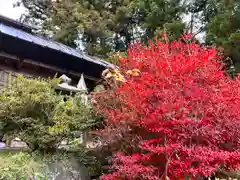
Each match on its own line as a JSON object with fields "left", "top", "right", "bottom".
{"left": 0, "top": 76, "right": 98, "bottom": 151}
{"left": 17, "top": 0, "right": 239, "bottom": 72}
{"left": 19, "top": 0, "right": 185, "bottom": 57}
{"left": 0, "top": 152, "right": 47, "bottom": 179}
{"left": 95, "top": 35, "right": 240, "bottom": 179}
{"left": 0, "top": 149, "right": 103, "bottom": 179}
{"left": 16, "top": 0, "right": 51, "bottom": 26}
{"left": 206, "top": 0, "right": 240, "bottom": 73}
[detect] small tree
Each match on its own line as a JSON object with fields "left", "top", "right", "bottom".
{"left": 0, "top": 76, "right": 98, "bottom": 151}
{"left": 95, "top": 34, "right": 240, "bottom": 179}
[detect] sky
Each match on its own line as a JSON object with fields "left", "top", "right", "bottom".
{"left": 0, "top": 0, "right": 25, "bottom": 20}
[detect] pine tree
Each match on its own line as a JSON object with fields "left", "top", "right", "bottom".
{"left": 206, "top": 0, "right": 240, "bottom": 73}
{"left": 20, "top": 0, "right": 185, "bottom": 57}
{"left": 17, "top": 0, "right": 52, "bottom": 26}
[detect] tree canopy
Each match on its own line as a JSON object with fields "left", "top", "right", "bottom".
{"left": 206, "top": 0, "right": 240, "bottom": 72}
{"left": 0, "top": 76, "right": 99, "bottom": 151}
{"left": 19, "top": 0, "right": 240, "bottom": 71}
{"left": 95, "top": 35, "right": 240, "bottom": 180}
{"left": 19, "top": 0, "right": 185, "bottom": 57}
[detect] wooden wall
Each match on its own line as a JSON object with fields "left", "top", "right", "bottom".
{"left": 0, "top": 52, "right": 99, "bottom": 91}
{"left": 0, "top": 54, "right": 74, "bottom": 89}
{"left": 0, "top": 69, "right": 9, "bottom": 89}
{"left": 0, "top": 68, "right": 19, "bottom": 90}
{"left": 0, "top": 57, "right": 32, "bottom": 89}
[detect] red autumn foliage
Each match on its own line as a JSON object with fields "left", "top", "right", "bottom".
{"left": 95, "top": 35, "right": 240, "bottom": 179}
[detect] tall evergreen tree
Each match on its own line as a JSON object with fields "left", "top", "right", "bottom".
{"left": 206, "top": 0, "right": 240, "bottom": 73}
{"left": 17, "top": 0, "right": 52, "bottom": 26}
{"left": 19, "top": 0, "right": 185, "bottom": 57}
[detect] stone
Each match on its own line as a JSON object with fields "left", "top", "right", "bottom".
{"left": 10, "top": 140, "right": 28, "bottom": 148}
{"left": 46, "top": 159, "right": 90, "bottom": 180}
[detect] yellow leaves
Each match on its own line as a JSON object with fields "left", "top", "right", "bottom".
{"left": 126, "top": 68, "right": 141, "bottom": 77}
{"left": 111, "top": 69, "right": 126, "bottom": 82}
{"left": 102, "top": 68, "right": 141, "bottom": 84}
{"left": 102, "top": 68, "right": 126, "bottom": 82}
{"left": 102, "top": 68, "right": 141, "bottom": 82}
{"left": 115, "top": 75, "right": 126, "bottom": 82}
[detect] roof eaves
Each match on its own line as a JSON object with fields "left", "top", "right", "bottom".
{"left": 0, "top": 23, "right": 115, "bottom": 69}
{"left": 0, "top": 14, "right": 37, "bottom": 33}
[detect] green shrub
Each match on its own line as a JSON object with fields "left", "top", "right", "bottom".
{"left": 0, "top": 152, "right": 47, "bottom": 179}
{"left": 0, "top": 76, "right": 99, "bottom": 151}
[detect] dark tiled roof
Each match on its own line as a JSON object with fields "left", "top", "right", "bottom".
{"left": 0, "top": 14, "right": 37, "bottom": 33}
{"left": 0, "top": 15, "right": 115, "bottom": 80}
{"left": 0, "top": 23, "right": 114, "bottom": 68}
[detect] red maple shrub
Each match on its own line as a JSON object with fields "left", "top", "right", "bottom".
{"left": 95, "top": 34, "right": 240, "bottom": 179}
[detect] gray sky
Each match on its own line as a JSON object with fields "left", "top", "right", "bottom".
{"left": 0, "top": 0, "right": 25, "bottom": 20}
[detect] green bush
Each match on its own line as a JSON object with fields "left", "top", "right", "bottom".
{"left": 0, "top": 152, "right": 47, "bottom": 179}
{"left": 0, "top": 76, "right": 99, "bottom": 151}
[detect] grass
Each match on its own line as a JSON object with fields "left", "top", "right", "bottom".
{"left": 0, "top": 151, "right": 47, "bottom": 180}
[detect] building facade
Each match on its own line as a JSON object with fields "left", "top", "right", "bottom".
{"left": 0, "top": 15, "right": 114, "bottom": 90}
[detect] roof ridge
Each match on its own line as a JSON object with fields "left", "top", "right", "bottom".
{"left": 0, "top": 22, "right": 115, "bottom": 68}
{"left": 0, "top": 14, "right": 37, "bottom": 33}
